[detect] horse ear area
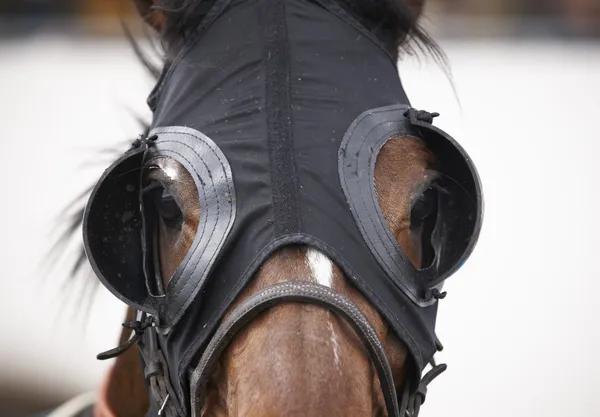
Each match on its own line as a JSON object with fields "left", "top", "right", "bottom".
{"left": 132, "top": 0, "right": 167, "bottom": 32}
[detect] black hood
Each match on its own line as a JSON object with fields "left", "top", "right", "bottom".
{"left": 83, "top": 0, "right": 483, "bottom": 413}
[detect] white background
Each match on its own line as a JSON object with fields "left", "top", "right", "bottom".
{"left": 1, "top": 36, "right": 599, "bottom": 416}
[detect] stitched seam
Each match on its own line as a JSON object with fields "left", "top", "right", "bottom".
{"left": 156, "top": 137, "right": 231, "bottom": 311}
{"left": 151, "top": 146, "right": 212, "bottom": 291}
{"left": 341, "top": 108, "right": 441, "bottom": 291}
{"left": 341, "top": 109, "right": 423, "bottom": 293}
{"left": 343, "top": 123, "right": 423, "bottom": 288}
{"left": 149, "top": 129, "right": 235, "bottom": 322}
{"left": 338, "top": 106, "right": 428, "bottom": 364}
{"left": 366, "top": 133, "right": 421, "bottom": 284}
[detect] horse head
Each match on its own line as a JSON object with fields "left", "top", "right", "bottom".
{"left": 81, "top": 1, "right": 482, "bottom": 416}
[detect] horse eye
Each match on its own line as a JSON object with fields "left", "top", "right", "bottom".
{"left": 410, "top": 186, "right": 439, "bottom": 269}
{"left": 150, "top": 185, "right": 183, "bottom": 230}
{"left": 411, "top": 186, "right": 437, "bottom": 222}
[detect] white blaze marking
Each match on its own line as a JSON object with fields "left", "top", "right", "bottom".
{"left": 306, "top": 248, "right": 340, "bottom": 369}
{"left": 306, "top": 248, "right": 333, "bottom": 288}
{"left": 328, "top": 320, "right": 341, "bottom": 368}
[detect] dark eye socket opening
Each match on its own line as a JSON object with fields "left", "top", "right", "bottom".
{"left": 143, "top": 182, "right": 184, "bottom": 231}
{"left": 410, "top": 184, "right": 439, "bottom": 270}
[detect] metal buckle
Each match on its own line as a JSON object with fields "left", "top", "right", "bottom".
{"left": 158, "top": 394, "right": 170, "bottom": 416}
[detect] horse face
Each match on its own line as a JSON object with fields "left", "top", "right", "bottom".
{"left": 138, "top": 136, "right": 438, "bottom": 417}
{"left": 87, "top": 2, "right": 481, "bottom": 416}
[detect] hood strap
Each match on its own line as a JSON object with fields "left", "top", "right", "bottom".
{"left": 139, "top": 324, "right": 184, "bottom": 417}
{"left": 96, "top": 315, "right": 155, "bottom": 360}
{"left": 189, "top": 281, "right": 401, "bottom": 417}
{"left": 401, "top": 362, "right": 447, "bottom": 417}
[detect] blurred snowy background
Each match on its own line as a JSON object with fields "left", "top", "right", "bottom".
{"left": 1, "top": 1, "right": 599, "bottom": 416}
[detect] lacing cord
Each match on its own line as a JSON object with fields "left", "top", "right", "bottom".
{"left": 403, "top": 108, "right": 440, "bottom": 125}
{"left": 406, "top": 363, "right": 447, "bottom": 417}
{"left": 96, "top": 313, "right": 183, "bottom": 416}
{"left": 398, "top": 331, "right": 447, "bottom": 417}
{"left": 431, "top": 288, "right": 447, "bottom": 300}
{"left": 96, "top": 315, "right": 155, "bottom": 360}
{"left": 131, "top": 133, "right": 158, "bottom": 150}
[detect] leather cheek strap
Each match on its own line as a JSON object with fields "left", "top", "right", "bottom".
{"left": 188, "top": 281, "right": 401, "bottom": 417}
{"left": 139, "top": 327, "right": 185, "bottom": 417}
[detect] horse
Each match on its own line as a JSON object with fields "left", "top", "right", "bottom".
{"left": 48, "top": 1, "right": 482, "bottom": 416}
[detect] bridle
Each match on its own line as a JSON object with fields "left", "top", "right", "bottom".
{"left": 100, "top": 281, "right": 445, "bottom": 417}
{"left": 189, "top": 281, "right": 446, "bottom": 417}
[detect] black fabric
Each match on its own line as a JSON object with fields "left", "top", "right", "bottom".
{"left": 83, "top": 0, "right": 483, "bottom": 414}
